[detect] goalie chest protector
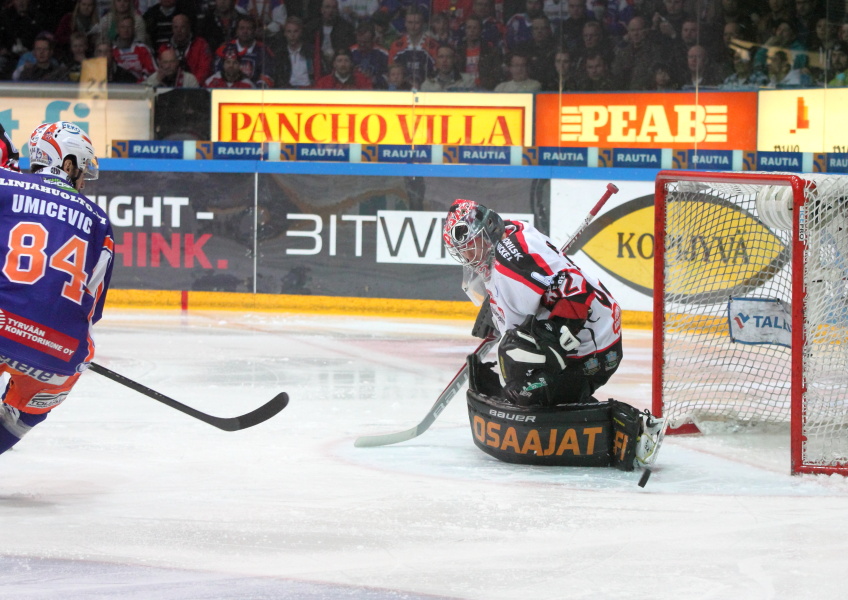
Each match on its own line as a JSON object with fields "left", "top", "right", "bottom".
{"left": 467, "top": 390, "right": 614, "bottom": 466}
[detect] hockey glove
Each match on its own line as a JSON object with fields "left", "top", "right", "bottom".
{"left": 498, "top": 316, "right": 571, "bottom": 406}
{"left": 548, "top": 298, "right": 591, "bottom": 353}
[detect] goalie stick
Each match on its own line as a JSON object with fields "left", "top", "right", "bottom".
{"left": 560, "top": 182, "right": 618, "bottom": 253}
{"left": 354, "top": 335, "right": 498, "bottom": 447}
{"left": 354, "top": 183, "right": 619, "bottom": 448}
{"left": 88, "top": 362, "right": 289, "bottom": 431}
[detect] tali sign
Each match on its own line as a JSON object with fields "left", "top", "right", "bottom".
{"left": 212, "top": 90, "right": 534, "bottom": 146}
{"left": 535, "top": 92, "right": 757, "bottom": 150}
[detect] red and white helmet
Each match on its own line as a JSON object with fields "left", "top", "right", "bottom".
{"left": 0, "top": 121, "right": 20, "bottom": 172}
{"left": 443, "top": 199, "right": 505, "bottom": 271}
{"left": 29, "top": 121, "right": 98, "bottom": 181}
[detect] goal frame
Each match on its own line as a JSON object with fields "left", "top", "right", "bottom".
{"left": 651, "top": 170, "right": 840, "bottom": 476}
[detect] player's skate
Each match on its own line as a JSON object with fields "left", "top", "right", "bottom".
{"left": 634, "top": 410, "right": 665, "bottom": 468}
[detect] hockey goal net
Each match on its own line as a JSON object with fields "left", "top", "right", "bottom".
{"left": 653, "top": 170, "right": 848, "bottom": 475}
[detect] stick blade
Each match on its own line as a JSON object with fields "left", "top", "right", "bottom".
{"left": 230, "top": 392, "right": 289, "bottom": 431}
{"left": 354, "top": 426, "right": 419, "bottom": 447}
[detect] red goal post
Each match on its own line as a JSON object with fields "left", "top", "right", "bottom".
{"left": 652, "top": 170, "right": 848, "bottom": 475}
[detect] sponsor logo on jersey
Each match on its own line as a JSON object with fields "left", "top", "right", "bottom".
{"left": 496, "top": 237, "right": 524, "bottom": 261}
{"left": 0, "top": 309, "right": 78, "bottom": 361}
{"left": 25, "top": 390, "right": 69, "bottom": 410}
{"left": 0, "top": 352, "right": 67, "bottom": 383}
{"left": 604, "top": 349, "right": 620, "bottom": 371}
{"left": 582, "top": 356, "right": 600, "bottom": 376}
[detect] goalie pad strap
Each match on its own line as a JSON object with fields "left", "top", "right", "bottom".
{"left": 609, "top": 400, "right": 641, "bottom": 472}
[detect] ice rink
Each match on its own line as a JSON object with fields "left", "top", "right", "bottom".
{"left": 2, "top": 309, "right": 848, "bottom": 600}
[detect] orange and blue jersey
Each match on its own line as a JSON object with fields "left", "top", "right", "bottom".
{"left": 0, "top": 169, "right": 113, "bottom": 378}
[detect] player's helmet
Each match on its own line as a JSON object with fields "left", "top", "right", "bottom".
{"left": 443, "top": 199, "right": 505, "bottom": 271}
{"left": 0, "top": 122, "right": 20, "bottom": 172}
{"left": 29, "top": 121, "right": 99, "bottom": 181}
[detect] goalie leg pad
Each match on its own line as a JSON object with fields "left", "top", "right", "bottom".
{"left": 471, "top": 299, "right": 496, "bottom": 340}
{"left": 467, "top": 353, "right": 502, "bottom": 397}
{"left": 609, "top": 400, "right": 642, "bottom": 472}
{"left": 467, "top": 389, "right": 613, "bottom": 466}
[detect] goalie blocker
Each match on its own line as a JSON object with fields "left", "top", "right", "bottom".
{"left": 466, "top": 355, "right": 643, "bottom": 471}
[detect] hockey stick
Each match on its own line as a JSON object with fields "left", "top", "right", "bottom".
{"left": 354, "top": 334, "right": 498, "bottom": 447}
{"left": 560, "top": 183, "right": 619, "bottom": 253}
{"left": 88, "top": 362, "right": 289, "bottom": 432}
{"left": 354, "top": 183, "right": 618, "bottom": 448}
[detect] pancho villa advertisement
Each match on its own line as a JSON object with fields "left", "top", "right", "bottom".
{"left": 211, "top": 90, "right": 534, "bottom": 147}
{"left": 535, "top": 92, "right": 758, "bottom": 150}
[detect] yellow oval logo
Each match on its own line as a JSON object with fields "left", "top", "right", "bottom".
{"left": 568, "top": 195, "right": 655, "bottom": 296}
{"left": 569, "top": 194, "right": 788, "bottom": 303}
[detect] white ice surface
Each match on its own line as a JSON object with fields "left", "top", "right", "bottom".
{"left": 2, "top": 310, "right": 848, "bottom": 600}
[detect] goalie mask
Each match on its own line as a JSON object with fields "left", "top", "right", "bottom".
{"left": 443, "top": 200, "right": 505, "bottom": 273}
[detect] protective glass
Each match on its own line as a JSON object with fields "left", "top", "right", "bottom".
{"left": 82, "top": 156, "right": 99, "bottom": 180}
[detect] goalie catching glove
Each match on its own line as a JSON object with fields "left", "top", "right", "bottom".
{"left": 498, "top": 315, "right": 582, "bottom": 406}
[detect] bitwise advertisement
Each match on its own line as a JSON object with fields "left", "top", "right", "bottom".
{"left": 84, "top": 171, "right": 548, "bottom": 301}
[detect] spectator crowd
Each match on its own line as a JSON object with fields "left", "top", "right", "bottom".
{"left": 1, "top": 0, "right": 847, "bottom": 91}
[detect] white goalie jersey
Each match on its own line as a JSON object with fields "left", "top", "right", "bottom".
{"left": 484, "top": 220, "right": 622, "bottom": 359}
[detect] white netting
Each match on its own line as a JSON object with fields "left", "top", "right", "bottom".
{"left": 658, "top": 172, "right": 848, "bottom": 471}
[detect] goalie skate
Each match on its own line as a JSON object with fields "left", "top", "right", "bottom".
{"left": 634, "top": 411, "right": 666, "bottom": 468}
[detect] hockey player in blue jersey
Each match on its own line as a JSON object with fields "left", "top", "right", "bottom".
{"left": 0, "top": 121, "right": 114, "bottom": 456}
